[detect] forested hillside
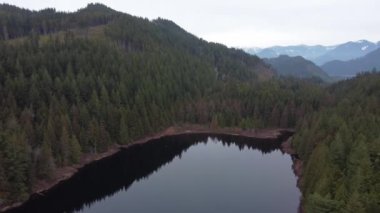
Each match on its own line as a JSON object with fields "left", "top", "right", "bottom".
{"left": 0, "top": 3, "right": 324, "bottom": 205}
{"left": 264, "top": 55, "right": 331, "bottom": 82}
{"left": 0, "top": 3, "right": 379, "bottom": 213}
{"left": 0, "top": 3, "right": 121, "bottom": 40}
{"left": 293, "top": 72, "right": 380, "bottom": 212}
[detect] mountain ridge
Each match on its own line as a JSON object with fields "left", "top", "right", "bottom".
{"left": 264, "top": 55, "right": 331, "bottom": 81}
{"left": 321, "top": 48, "right": 380, "bottom": 77}
{"left": 245, "top": 40, "right": 380, "bottom": 65}
{"left": 0, "top": 3, "right": 274, "bottom": 81}
{"left": 314, "top": 40, "right": 379, "bottom": 65}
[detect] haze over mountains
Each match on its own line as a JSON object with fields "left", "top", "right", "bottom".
{"left": 246, "top": 40, "right": 380, "bottom": 65}
{"left": 264, "top": 55, "right": 331, "bottom": 81}
{"left": 246, "top": 40, "right": 380, "bottom": 79}
{"left": 322, "top": 48, "right": 380, "bottom": 77}
{"left": 247, "top": 45, "right": 332, "bottom": 65}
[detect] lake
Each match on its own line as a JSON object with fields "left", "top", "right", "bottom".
{"left": 6, "top": 133, "right": 300, "bottom": 213}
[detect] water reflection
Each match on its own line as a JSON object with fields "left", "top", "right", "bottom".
{"left": 6, "top": 133, "right": 295, "bottom": 213}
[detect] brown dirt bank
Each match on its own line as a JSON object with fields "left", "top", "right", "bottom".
{"left": 0, "top": 124, "right": 294, "bottom": 212}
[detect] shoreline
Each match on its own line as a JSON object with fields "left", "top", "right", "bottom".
{"left": 0, "top": 125, "right": 295, "bottom": 212}
{"left": 281, "top": 136, "right": 304, "bottom": 213}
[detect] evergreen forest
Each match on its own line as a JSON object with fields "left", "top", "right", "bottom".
{"left": 0, "top": 3, "right": 378, "bottom": 212}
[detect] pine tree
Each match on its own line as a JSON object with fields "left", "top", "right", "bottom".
{"left": 119, "top": 110, "right": 130, "bottom": 144}
{"left": 329, "top": 133, "right": 345, "bottom": 169}
{"left": 344, "top": 192, "right": 366, "bottom": 213}
{"left": 1, "top": 131, "right": 31, "bottom": 201}
{"left": 69, "top": 136, "right": 81, "bottom": 164}
{"left": 36, "top": 136, "right": 55, "bottom": 180}
{"left": 58, "top": 124, "right": 70, "bottom": 166}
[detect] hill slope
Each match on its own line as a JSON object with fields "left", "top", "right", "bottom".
{"left": 293, "top": 72, "right": 380, "bottom": 212}
{"left": 0, "top": 3, "right": 281, "bottom": 205}
{"left": 264, "top": 55, "right": 331, "bottom": 81}
{"left": 0, "top": 3, "right": 121, "bottom": 39}
{"left": 321, "top": 48, "right": 380, "bottom": 77}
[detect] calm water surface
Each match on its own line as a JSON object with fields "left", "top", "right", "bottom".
{"left": 7, "top": 133, "right": 300, "bottom": 213}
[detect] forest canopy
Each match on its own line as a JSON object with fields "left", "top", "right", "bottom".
{"left": 0, "top": 3, "right": 378, "bottom": 212}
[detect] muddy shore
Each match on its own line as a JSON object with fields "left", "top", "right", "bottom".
{"left": 0, "top": 125, "right": 295, "bottom": 212}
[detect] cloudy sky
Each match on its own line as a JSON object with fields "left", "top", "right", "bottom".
{"left": 2, "top": 0, "right": 379, "bottom": 47}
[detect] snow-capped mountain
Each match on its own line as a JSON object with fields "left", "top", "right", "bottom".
{"left": 245, "top": 40, "right": 380, "bottom": 65}
{"left": 313, "top": 40, "right": 379, "bottom": 65}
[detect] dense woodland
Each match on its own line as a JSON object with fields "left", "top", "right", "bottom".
{"left": 0, "top": 4, "right": 121, "bottom": 40}
{"left": 293, "top": 73, "right": 380, "bottom": 212}
{"left": 0, "top": 3, "right": 378, "bottom": 213}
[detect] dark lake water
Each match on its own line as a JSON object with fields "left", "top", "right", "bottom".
{"left": 6, "top": 133, "right": 300, "bottom": 213}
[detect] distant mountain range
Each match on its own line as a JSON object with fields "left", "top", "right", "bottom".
{"left": 321, "top": 48, "right": 380, "bottom": 77}
{"left": 315, "top": 40, "right": 380, "bottom": 65}
{"left": 245, "top": 40, "right": 380, "bottom": 65}
{"left": 264, "top": 55, "right": 331, "bottom": 81}
{"left": 246, "top": 45, "right": 332, "bottom": 64}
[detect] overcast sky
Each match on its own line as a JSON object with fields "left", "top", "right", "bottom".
{"left": 2, "top": 0, "right": 379, "bottom": 47}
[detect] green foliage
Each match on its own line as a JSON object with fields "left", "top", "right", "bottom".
{"left": 68, "top": 136, "right": 81, "bottom": 164}
{"left": 0, "top": 131, "right": 31, "bottom": 201}
{"left": 0, "top": 4, "right": 283, "bottom": 203}
{"left": 0, "top": 25, "right": 326, "bottom": 202}
{"left": 305, "top": 193, "right": 343, "bottom": 213}
{"left": 35, "top": 139, "right": 55, "bottom": 179}
{"left": 0, "top": 5, "right": 378, "bottom": 212}
{"left": 293, "top": 73, "right": 380, "bottom": 212}
{"left": 0, "top": 3, "right": 121, "bottom": 40}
